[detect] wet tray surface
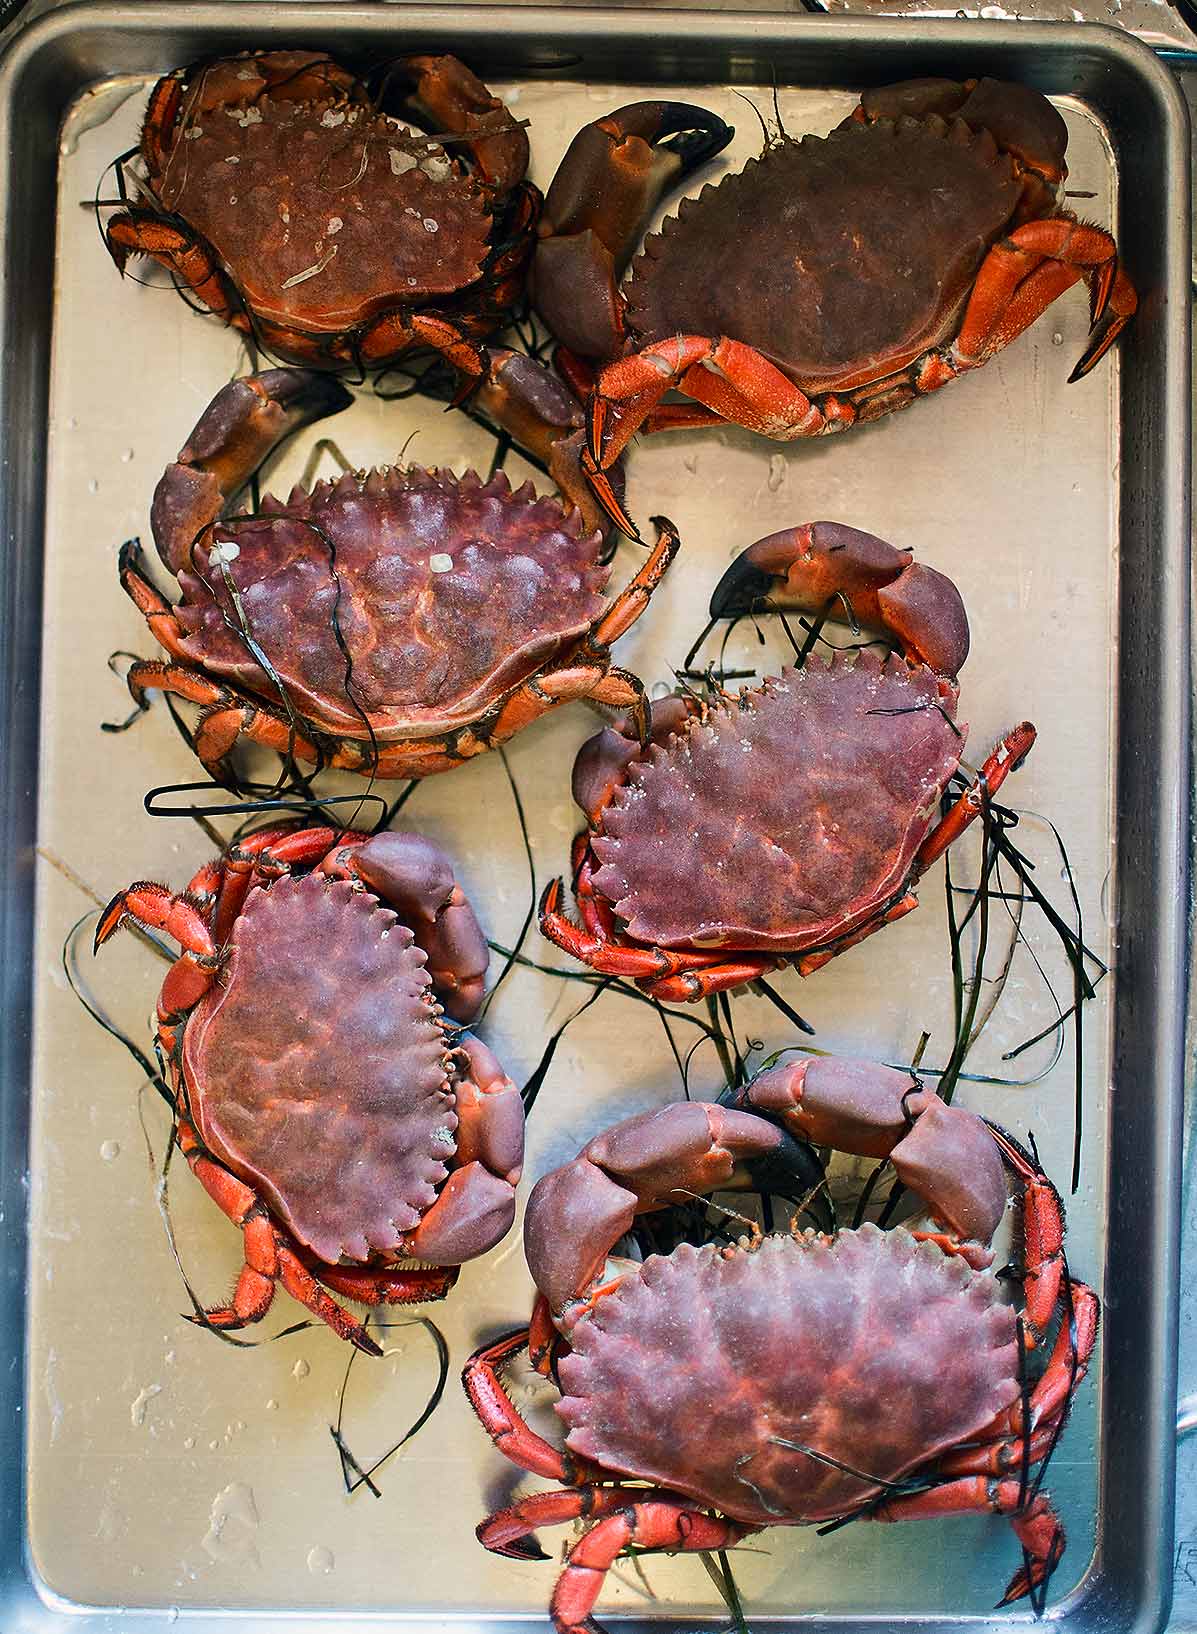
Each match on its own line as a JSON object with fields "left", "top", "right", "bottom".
{"left": 0, "top": 7, "right": 1188, "bottom": 1633}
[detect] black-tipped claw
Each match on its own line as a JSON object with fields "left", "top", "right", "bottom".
{"left": 485, "top": 1532, "right": 551, "bottom": 1561}
{"left": 657, "top": 106, "right": 735, "bottom": 174}
{"left": 709, "top": 554, "right": 776, "bottom": 619}
{"left": 258, "top": 366, "right": 354, "bottom": 427}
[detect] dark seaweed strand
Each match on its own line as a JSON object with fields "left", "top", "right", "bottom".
{"left": 329, "top": 1314, "right": 450, "bottom": 1497}
{"left": 700, "top": 1550, "right": 752, "bottom": 1634}
{"left": 62, "top": 912, "right": 172, "bottom": 1110}
{"left": 749, "top": 976, "right": 815, "bottom": 1035}
{"left": 479, "top": 749, "right": 536, "bottom": 1022}
{"left": 212, "top": 510, "right": 385, "bottom": 830}
{"left": 937, "top": 796, "right": 996, "bottom": 1108}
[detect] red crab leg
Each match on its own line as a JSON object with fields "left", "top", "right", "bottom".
{"left": 643, "top": 956, "right": 784, "bottom": 1002}
{"left": 173, "top": 1116, "right": 383, "bottom": 1356}
{"left": 479, "top": 1486, "right": 645, "bottom": 1559}
{"left": 121, "top": 659, "right": 323, "bottom": 781}
{"left": 118, "top": 540, "right": 192, "bottom": 659}
{"left": 937, "top": 1281, "right": 1099, "bottom": 1475}
{"left": 913, "top": 721, "right": 1038, "bottom": 876}
{"left": 869, "top": 1480, "right": 1064, "bottom": 1607}
{"left": 551, "top": 1502, "right": 755, "bottom": 1634}
{"left": 587, "top": 515, "right": 680, "bottom": 646}
{"left": 540, "top": 875, "right": 733, "bottom": 981}
{"left": 104, "top": 212, "right": 236, "bottom": 324}
{"left": 94, "top": 882, "right": 218, "bottom": 1019}
{"left": 950, "top": 217, "right": 1136, "bottom": 384}
{"left": 463, "top": 1328, "right": 598, "bottom": 1482}
{"left": 315, "top": 1264, "right": 458, "bottom": 1305}
{"left": 795, "top": 893, "right": 920, "bottom": 977}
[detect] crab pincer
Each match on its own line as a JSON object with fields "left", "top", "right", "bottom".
{"left": 115, "top": 366, "right": 677, "bottom": 782}
{"left": 464, "top": 1060, "right": 1097, "bottom": 1626}
{"left": 96, "top": 826, "right": 523, "bottom": 1353}
{"left": 541, "top": 525, "right": 1034, "bottom": 999}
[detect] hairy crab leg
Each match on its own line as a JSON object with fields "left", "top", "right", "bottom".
{"left": 951, "top": 216, "right": 1136, "bottom": 382}
{"left": 539, "top": 875, "right": 737, "bottom": 981}
{"left": 463, "top": 1328, "right": 600, "bottom": 1483}
{"left": 586, "top": 516, "right": 680, "bottom": 647}
{"left": 479, "top": 1485, "right": 649, "bottom": 1560}
{"left": 315, "top": 1263, "right": 458, "bottom": 1306}
{"left": 936, "top": 1281, "right": 1099, "bottom": 1476}
{"left": 104, "top": 211, "right": 236, "bottom": 323}
{"left": 94, "top": 881, "right": 218, "bottom": 1022}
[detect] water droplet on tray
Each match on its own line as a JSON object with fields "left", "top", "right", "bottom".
{"left": 307, "top": 1545, "right": 335, "bottom": 1575}
{"left": 100, "top": 1139, "right": 120, "bottom": 1161}
{"left": 767, "top": 453, "right": 787, "bottom": 493}
{"left": 130, "top": 1383, "right": 162, "bottom": 1427}
{"left": 202, "top": 1482, "right": 259, "bottom": 1565}
{"left": 292, "top": 1358, "right": 310, "bottom": 1380}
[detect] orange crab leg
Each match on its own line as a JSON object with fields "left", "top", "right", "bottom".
{"left": 913, "top": 722, "right": 1037, "bottom": 876}
{"left": 871, "top": 1480, "right": 1064, "bottom": 1607}
{"left": 316, "top": 1264, "right": 458, "bottom": 1305}
{"left": 463, "top": 1328, "right": 592, "bottom": 1482}
{"left": 105, "top": 212, "right": 236, "bottom": 321}
{"left": 953, "top": 217, "right": 1136, "bottom": 382}
{"left": 173, "top": 1117, "right": 383, "bottom": 1355}
{"left": 552, "top": 1502, "right": 754, "bottom": 1634}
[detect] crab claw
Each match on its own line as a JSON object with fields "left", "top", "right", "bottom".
{"left": 534, "top": 101, "right": 733, "bottom": 363}
{"left": 150, "top": 368, "right": 352, "bottom": 575}
{"left": 709, "top": 521, "right": 970, "bottom": 679}
{"left": 731, "top": 1057, "right": 1008, "bottom": 1256}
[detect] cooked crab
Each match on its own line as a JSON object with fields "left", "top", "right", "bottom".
{"left": 104, "top": 50, "right": 539, "bottom": 372}
{"left": 532, "top": 79, "right": 1136, "bottom": 534}
{"left": 97, "top": 823, "right": 523, "bottom": 1353}
{"left": 465, "top": 1058, "right": 1097, "bottom": 1626}
{"left": 115, "top": 366, "right": 676, "bottom": 781}
{"left": 540, "top": 521, "right": 1033, "bottom": 999}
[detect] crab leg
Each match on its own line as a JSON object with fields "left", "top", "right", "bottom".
{"left": 535, "top": 101, "right": 733, "bottom": 363}
{"left": 105, "top": 212, "right": 237, "bottom": 324}
{"left": 464, "top": 1327, "right": 600, "bottom": 1482}
{"left": 913, "top": 721, "right": 1038, "bottom": 876}
{"left": 94, "top": 882, "right": 218, "bottom": 1025}
{"left": 552, "top": 1502, "right": 754, "bottom": 1634}
{"left": 172, "top": 1116, "right": 384, "bottom": 1356}
{"left": 869, "top": 1480, "right": 1065, "bottom": 1607}
{"left": 951, "top": 217, "right": 1136, "bottom": 382}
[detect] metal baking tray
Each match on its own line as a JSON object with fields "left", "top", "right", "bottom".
{"left": 0, "top": 5, "right": 1188, "bottom": 1632}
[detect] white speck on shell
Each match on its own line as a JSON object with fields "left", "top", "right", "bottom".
{"left": 429, "top": 553, "right": 453, "bottom": 573}
{"left": 390, "top": 148, "right": 418, "bottom": 175}
{"left": 321, "top": 109, "right": 346, "bottom": 128}
{"left": 184, "top": 126, "right": 203, "bottom": 140}
{"left": 207, "top": 541, "right": 240, "bottom": 566}
{"left": 423, "top": 218, "right": 439, "bottom": 233}
{"left": 326, "top": 216, "right": 343, "bottom": 235}
{"left": 235, "top": 107, "right": 262, "bottom": 127}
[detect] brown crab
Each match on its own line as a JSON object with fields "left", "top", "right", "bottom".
{"left": 465, "top": 1060, "right": 1098, "bottom": 1625}
{"left": 540, "top": 522, "right": 1033, "bottom": 1000}
{"left": 532, "top": 79, "right": 1136, "bottom": 535}
{"left": 115, "top": 366, "right": 676, "bottom": 781}
{"left": 96, "top": 823, "right": 523, "bottom": 1354}
{"left": 104, "top": 50, "right": 539, "bottom": 373}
